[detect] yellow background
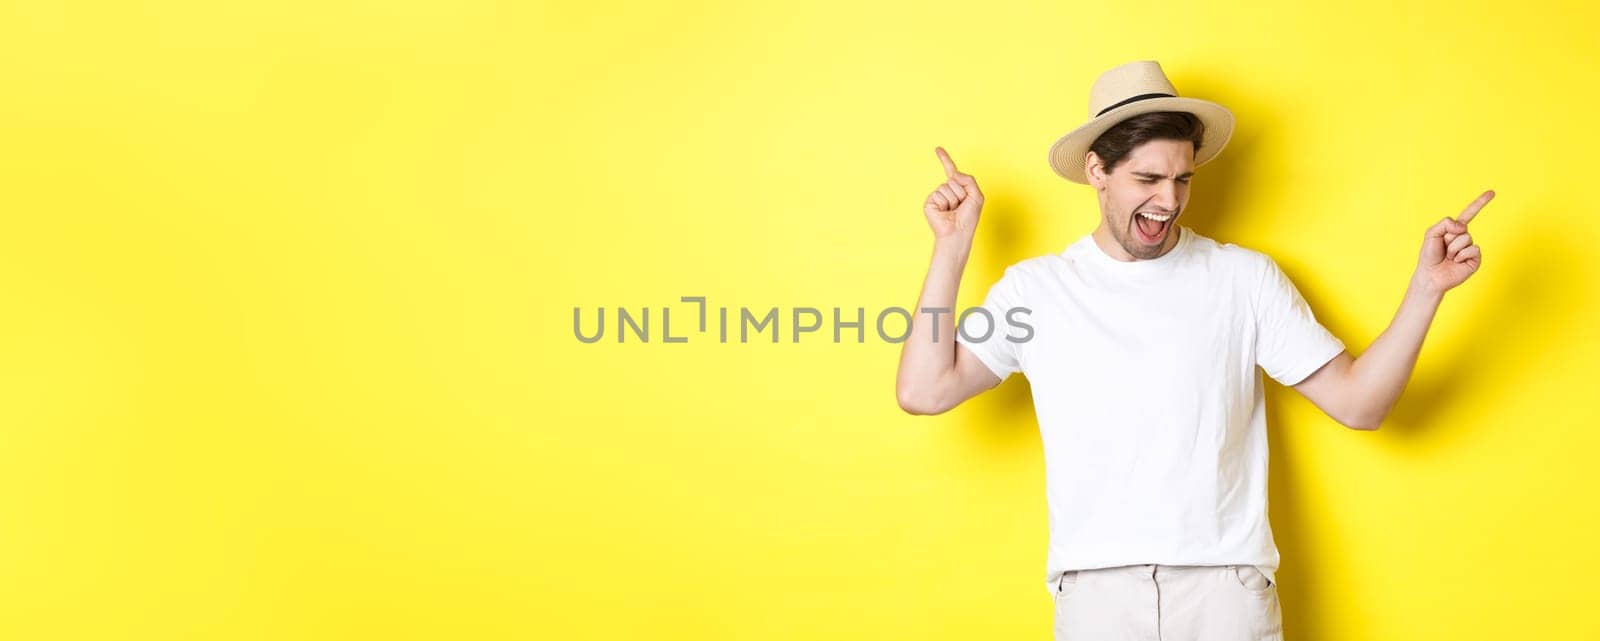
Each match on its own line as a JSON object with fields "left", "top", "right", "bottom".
{"left": 1, "top": 0, "right": 1596, "bottom": 639}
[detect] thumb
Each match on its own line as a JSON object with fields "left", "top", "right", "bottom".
{"left": 958, "top": 177, "right": 983, "bottom": 203}
{"left": 951, "top": 172, "right": 981, "bottom": 194}
{"left": 1424, "top": 216, "right": 1467, "bottom": 240}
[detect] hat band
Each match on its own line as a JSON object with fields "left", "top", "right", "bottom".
{"left": 1095, "top": 92, "right": 1176, "bottom": 117}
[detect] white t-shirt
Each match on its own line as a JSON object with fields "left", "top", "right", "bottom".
{"left": 955, "top": 225, "right": 1345, "bottom": 594}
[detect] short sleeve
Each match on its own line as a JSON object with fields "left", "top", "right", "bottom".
{"left": 956, "top": 266, "right": 1028, "bottom": 381}
{"left": 1254, "top": 256, "right": 1346, "bottom": 386}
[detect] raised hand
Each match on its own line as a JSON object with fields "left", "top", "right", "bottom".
{"left": 923, "top": 146, "right": 984, "bottom": 241}
{"left": 1416, "top": 190, "right": 1494, "bottom": 295}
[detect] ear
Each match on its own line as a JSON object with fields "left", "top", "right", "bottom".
{"left": 1085, "top": 151, "right": 1107, "bottom": 191}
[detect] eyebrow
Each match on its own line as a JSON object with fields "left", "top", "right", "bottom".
{"left": 1132, "top": 171, "right": 1193, "bottom": 180}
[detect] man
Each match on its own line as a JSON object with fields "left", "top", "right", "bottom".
{"left": 893, "top": 60, "right": 1491, "bottom": 641}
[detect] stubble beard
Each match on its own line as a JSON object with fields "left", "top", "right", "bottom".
{"left": 1110, "top": 209, "right": 1173, "bottom": 260}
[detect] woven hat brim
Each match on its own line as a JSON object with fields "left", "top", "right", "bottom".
{"left": 1047, "top": 97, "right": 1235, "bottom": 184}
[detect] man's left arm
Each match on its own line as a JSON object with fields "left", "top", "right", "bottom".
{"left": 1293, "top": 190, "right": 1495, "bottom": 430}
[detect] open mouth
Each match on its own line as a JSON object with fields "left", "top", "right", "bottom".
{"left": 1134, "top": 211, "right": 1173, "bottom": 244}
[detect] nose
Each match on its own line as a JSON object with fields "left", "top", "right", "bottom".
{"left": 1153, "top": 180, "right": 1179, "bottom": 212}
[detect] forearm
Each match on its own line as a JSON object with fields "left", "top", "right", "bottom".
{"left": 1345, "top": 275, "right": 1446, "bottom": 427}
{"left": 1289, "top": 190, "right": 1490, "bottom": 429}
{"left": 895, "top": 237, "right": 971, "bottom": 409}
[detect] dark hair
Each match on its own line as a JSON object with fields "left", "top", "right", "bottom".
{"left": 1087, "top": 111, "right": 1205, "bottom": 177}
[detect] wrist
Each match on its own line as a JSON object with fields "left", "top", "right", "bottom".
{"left": 1407, "top": 272, "right": 1447, "bottom": 304}
{"left": 933, "top": 235, "right": 974, "bottom": 262}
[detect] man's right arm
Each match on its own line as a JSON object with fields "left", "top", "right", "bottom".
{"left": 895, "top": 147, "right": 1003, "bottom": 415}
{"left": 895, "top": 237, "right": 1002, "bottom": 414}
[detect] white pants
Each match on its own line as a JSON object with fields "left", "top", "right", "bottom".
{"left": 1053, "top": 564, "right": 1284, "bottom": 641}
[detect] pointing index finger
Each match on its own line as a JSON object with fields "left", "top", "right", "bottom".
{"left": 1458, "top": 189, "right": 1495, "bottom": 224}
{"left": 935, "top": 146, "right": 958, "bottom": 178}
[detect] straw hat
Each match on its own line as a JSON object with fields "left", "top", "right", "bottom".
{"left": 1047, "top": 60, "right": 1235, "bottom": 185}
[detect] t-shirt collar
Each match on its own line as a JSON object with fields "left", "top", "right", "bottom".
{"left": 1073, "top": 225, "right": 1192, "bottom": 272}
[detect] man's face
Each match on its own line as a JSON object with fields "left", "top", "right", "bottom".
{"left": 1086, "top": 138, "right": 1195, "bottom": 260}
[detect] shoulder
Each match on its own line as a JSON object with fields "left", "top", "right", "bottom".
{"left": 1009, "top": 252, "right": 1066, "bottom": 275}
{"left": 993, "top": 252, "right": 1069, "bottom": 286}
{"left": 969, "top": 253, "right": 1064, "bottom": 302}
{"left": 1188, "top": 230, "right": 1276, "bottom": 276}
